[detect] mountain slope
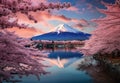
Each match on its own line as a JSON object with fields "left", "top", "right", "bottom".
{"left": 32, "top": 32, "right": 91, "bottom": 41}
{"left": 31, "top": 24, "right": 91, "bottom": 41}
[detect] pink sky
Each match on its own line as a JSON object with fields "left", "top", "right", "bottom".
{"left": 8, "top": 0, "right": 113, "bottom": 38}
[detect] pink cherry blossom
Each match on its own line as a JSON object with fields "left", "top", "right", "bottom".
{"left": 81, "top": 0, "right": 120, "bottom": 56}
{"left": 0, "top": 0, "right": 70, "bottom": 82}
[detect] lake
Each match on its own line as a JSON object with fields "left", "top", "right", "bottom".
{"left": 39, "top": 50, "right": 94, "bottom": 83}
{"left": 3, "top": 49, "right": 117, "bottom": 83}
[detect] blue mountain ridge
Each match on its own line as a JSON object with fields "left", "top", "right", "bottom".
{"left": 31, "top": 31, "right": 91, "bottom": 41}
{"left": 31, "top": 24, "right": 91, "bottom": 41}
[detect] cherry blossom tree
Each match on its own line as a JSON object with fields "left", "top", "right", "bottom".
{"left": 81, "top": 0, "right": 120, "bottom": 56}
{"left": 0, "top": 0, "right": 70, "bottom": 28}
{"left": 0, "top": 0, "right": 70, "bottom": 82}
{"left": 0, "top": 31, "right": 48, "bottom": 82}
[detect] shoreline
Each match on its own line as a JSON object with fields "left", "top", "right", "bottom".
{"left": 93, "top": 55, "right": 120, "bottom": 81}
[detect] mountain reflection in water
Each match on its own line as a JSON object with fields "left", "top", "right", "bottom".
{"left": 44, "top": 51, "right": 83, "bottom": 68}
{"left": 40, "top": 50, "right": 94, "bottom": 83}
{"left": 2, "top": 49, "right": 117, "bottom": 83}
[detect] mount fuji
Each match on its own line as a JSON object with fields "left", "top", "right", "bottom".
{"left": 31, "top": 24, "right": 91, "bottom": 41}
{"left": 55, "top": 24, "right": 79, "bottom": 34}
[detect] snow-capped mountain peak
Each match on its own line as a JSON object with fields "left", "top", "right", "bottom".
{"left": 31, "top": 23, "right": 91, "bottom": 41}
{"left": 55, "top": 24, "right": 79, "bottom": 34}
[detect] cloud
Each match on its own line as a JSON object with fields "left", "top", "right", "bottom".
{"left": 73, "top": 19, "right": 97, "bottom": 33}
{"left": 86, "top": 3, "right": 93, "bottom": 10}
{"left": 15, "top": 0, "right": 97, "bottom": 34}
{"left": 79, "top": 19, "right": 89, "bottom": 26}
{"left": 16, "top": 10, "right": 97, "bottom": 34}
{"left": 31, "top": 11, "right": 71, "bottom": 23}
{"left": 17, "top": 10, "right": 72, "bottom": 24}
{"left": 74, "top": 19, "right": 89, "bottom": 29}
{"left": 75, "top": 0, "right": 98, "bottom": 14}
{"left": 7, "top": 27, "right": 43, "bottom": 38}
{"left": 77, "top": 0, "right": 86, "bottom": 4}
{"left": 77, "top": 19, "right": 97, "bottom": 28}
{"left": 65, "top": 6, "right": 79, "bottom": 13}
{"left": 15, "top": 10, "right": 73, "bottom": 35}
{"left": 14, "top": 12, "right": 96, "bottom": 36}
{"left": 27, "top": 11, "right": 72, "bottom": 30}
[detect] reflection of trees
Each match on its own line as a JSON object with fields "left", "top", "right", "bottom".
{"left": 77, "top": 56, "right": 119, "bottom": 83}
{"left": 0, "top": 61, "right": 48, "bottom": 83}
{"left": 1, "top": 67, "right": 47, "bottom": 83}
{"left": 0, "top": 61, "right": 47, "bottom": 83}
{"left": 0, "top": 55, "right": 47, "bottom": 83}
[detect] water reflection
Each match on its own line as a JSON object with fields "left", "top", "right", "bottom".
{"left": 44, "top": 51, "right": 83, "bottom": 68}
{"left": 77, "top": 56, "right": 119, "bottom": 83}
{"left": 1, "top": 49, "right": 95, "bottom": 83}
{"left": 1, "top": 56, "right": 47, "bottom": 83}
{"left": 40, "top": 49, "right": 93, "bottom": 83}
{"left": 48, "top": 51, "right": 82, "bottom": 58}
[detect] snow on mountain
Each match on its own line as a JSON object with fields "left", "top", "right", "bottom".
{"left": 54, "top": 24, "right": 79, "bottom": 34}
{"left": 31, "top": 24, "right": 91, "bottom": 41}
